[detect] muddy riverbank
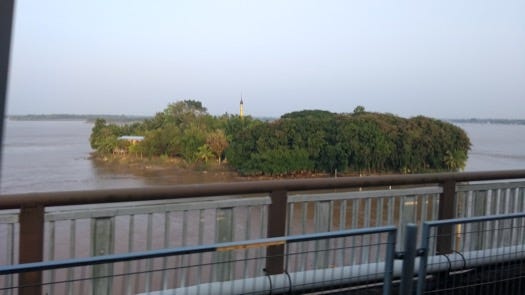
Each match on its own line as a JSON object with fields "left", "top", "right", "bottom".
{"left": 90, "top": 153, "right": 338, "bottom": 186}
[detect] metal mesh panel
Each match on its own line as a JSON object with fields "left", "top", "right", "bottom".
{"left": 0, "top": 227, "right": 396, "bottom": 295}
{"left": 418, "top": 213, "right": 525, "bottom": 295}
{"left": 283, "top": 230, "right": 396, "bottom": 294}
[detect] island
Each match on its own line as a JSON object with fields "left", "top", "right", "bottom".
{"left": 90, "top": 100, "right": 471, "bottom": 176}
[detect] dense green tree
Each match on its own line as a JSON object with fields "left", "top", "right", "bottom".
{"left": 179, "top": 124, "right": 207, "bottom": 162}
{"left": 196, "top": 144, "right": 214, "bottom": 164}
{"left": 90, "top": 119, "right": 123, "bottom": 154}
{"left": 226, "top": 108, "right": 470, "bottom": 175}
{"left": 163, "top": 100, "right": 208, "bottom": 128}
{"left": 90, "top": 101, "right": 471, "bottom": 175}
{"left": 353, "top": 105, "right": 365, "bottom": 114}
{"left": 90, "top": 118, "right": 108, "bottom": 150}
{"left": 245, "top": 148, "right": 313, "bottom": 176}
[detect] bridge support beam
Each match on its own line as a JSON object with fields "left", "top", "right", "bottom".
{"left": 19, "top": 205, "right": 44, "bottom": 295}
{"left": 437, "top": 180, "right": 456, "bottom": 253}
{"left": 92, "top": 217, "right": 114, "bottom": 295}
{"left": 265, "top": 190, "right": 288, "bottom": 275}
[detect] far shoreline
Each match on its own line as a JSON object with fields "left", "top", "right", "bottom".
{"left": 8, "top": 115, "right": 525, "bottom": 126}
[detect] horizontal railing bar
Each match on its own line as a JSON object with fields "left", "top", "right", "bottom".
{"left": 0, "top": 226, "right": 396, "bottom": 275}
{"left": 44, "top": 196, "right": 271, "bottom": 221}
{"left": 143, "top": 243, "right": 525, "bottom": 295}
{"left": 1, "top": 170, "right": 525, "bottom": 209}
{"left": 289, "top": 186, "right": 442, "bottom": 203}
{"left": 424, "top": 244, "right": 525, "bottom": 273}
{"left": 0, "top": 213, "right": 18, "bottom": 223}
{"left": 141, "top": 261, "right": 400, "bottom": 295}
{"left": 424, "top": 212, "right": 525, "bottom": 227}
{"left": 45, "top": 195, "right": 237, "bottom": 211}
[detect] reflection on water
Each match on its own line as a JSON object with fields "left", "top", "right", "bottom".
{"left": 1, "top": 120, "right": 525, "bottom": 194}
{"left": 90, "top": 158, "right": 242, "bottom": 187}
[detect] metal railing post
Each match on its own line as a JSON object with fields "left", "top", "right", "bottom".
{"left": 382, "top": 230, "right": 397, "bottom": 295}
{"left": 214, "top": 207, "right": 234, "bottom": 281}
{"left": 265, "top": 190, "right": 288, "bottom": 275}
{"left": 314, "top": 201, "right": 330, "bottom": 268}
{"left": 19, "top": 205, "right": 44, "bottom": 295}
{"left": 399, "top": 223, "right": 417, "bottom": 295}
{"left": 417, "top": 223, "right": 431, "bottom": 295}
{"left": 92, "top": 217, "right": 114, "bottom": 295}
{"left": 437, "top": 180, "right": 456, "bottom": 253}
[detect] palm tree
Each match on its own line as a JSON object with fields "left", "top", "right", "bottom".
{"left": 196, "top": 144, "right": 214, "bottom": 164}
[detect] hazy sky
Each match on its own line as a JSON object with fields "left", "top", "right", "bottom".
{"left": 6, "top": 0, "right": 525, "bottom": 118}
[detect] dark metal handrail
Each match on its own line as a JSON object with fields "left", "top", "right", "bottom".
{"left": 2, "top": 170, "right": 525, "bottom": 209}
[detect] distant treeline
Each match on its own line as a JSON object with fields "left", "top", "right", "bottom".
{"left": 8, "top": 114, "right": 151, "bottom": 123}
{"left": 90, "top": 100, "right": 471, "bottom": 175}
{"left": 448, "top": 118, "right": 525, "bottom": 125}
{"left": 11, "top": 114, "right": 523, "bottom": 126}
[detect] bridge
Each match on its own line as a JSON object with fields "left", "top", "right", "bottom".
{"left": 1, "top": 170, "right": 525, "bottom": 294}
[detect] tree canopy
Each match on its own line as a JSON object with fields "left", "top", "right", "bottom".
{"left": 90, "top": 100, "right": 471, "bottom": 175}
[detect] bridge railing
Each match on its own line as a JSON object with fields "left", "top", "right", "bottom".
{"left": 287, "top": 186, "right": 441, "bottom": 251}
{"left": 1, "top": 170, "right": 525, "bottom": 294}
{"left": 1, "top": 226, "right": 398, "bottom": 295}
{"left": 417, "top": 212, "right": 525, "bottom": 294}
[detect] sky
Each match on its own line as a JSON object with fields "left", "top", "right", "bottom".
{"left": 5, "top": 0, "right": 525, "bottom": 119}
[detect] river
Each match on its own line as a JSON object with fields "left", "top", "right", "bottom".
{"left": 1, "top": 120, "right": 525, "bottom": 194}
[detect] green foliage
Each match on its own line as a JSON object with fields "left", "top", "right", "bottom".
{"left": 163, "top": 100, "right": 209, "bottom": 128}
{"left": 353, "top": 105, "right": 365, "bottom": 114}
{"left": 206, "top": 129, "right": 229, "bottom": 164}
{"left": 281, "top": 109, "right": 335, "bottom": 120}
{"left": 180, "top": 125, "right": 207, "bottom": 162}
{"left": 90, "top": 100, "right": 471, "bottom": 175}
{"left": 444, "top": 150, "right": 468, "bottom": 171}
{"left": 90, "top": 118, "right": 108, "bottom": 150}
{"left": 240, "top": 148, "right": 313, "bottom": 176}
{"left": 140, "top": 126, "right": 182, "bottom": 158}
{"left": 196, "top": 144, "right": 214, "bottom": 164}
{"left": 227, "top": 109, "right": 471, "bottom": 175}
{"left": 90, "top": 100, "right": 217, "bottom": 163}
{"left": 89, "top": 119, "right": 122, "bottom": 153}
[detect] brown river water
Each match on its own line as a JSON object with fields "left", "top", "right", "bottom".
{"left": 0, "top": 120, "right": 244, "bottom": 194}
